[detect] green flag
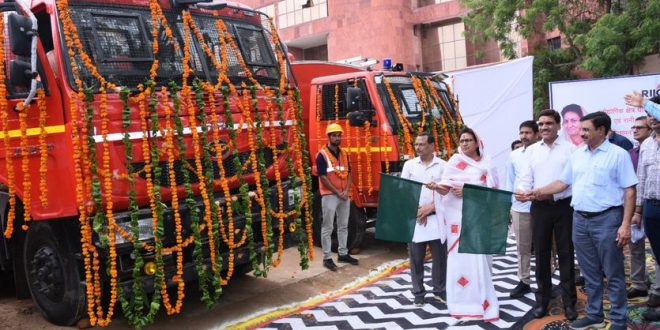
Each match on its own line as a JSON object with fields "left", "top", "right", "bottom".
{"left": 458, "top": 183, "right": 512, "bottom": 255}
{"left": 375, "top": 173, "right": 423, "bottom": 243}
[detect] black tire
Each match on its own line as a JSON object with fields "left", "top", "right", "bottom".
{"left": 24, "top": 221, "right": 85, "bottom": 326}
{"left": 312, "top": 192, "right": 367, "bottom": 252}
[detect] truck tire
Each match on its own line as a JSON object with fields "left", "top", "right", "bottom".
{"left": 312, "top": 192, "right": 366, "bottom": 252}
{"left": 24, "top": 221, "right": 86, "bottom": 326}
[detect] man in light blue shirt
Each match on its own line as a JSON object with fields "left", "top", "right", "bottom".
{"left": 625, "top": 93, "right": 660, "bottom": 121}
{"left": 531, "top": 111, "right": 637, "bottom": 330}
{"left": 505, "top": 120, "right": 538, "bottom": 298}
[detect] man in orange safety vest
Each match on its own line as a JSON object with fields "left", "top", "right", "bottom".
{"left": 316, "top": 123, "right": 359, "bottom": 271}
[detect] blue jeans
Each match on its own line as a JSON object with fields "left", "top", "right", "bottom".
{"left": 573, "top": 208, "right": 627, "bottom": 327}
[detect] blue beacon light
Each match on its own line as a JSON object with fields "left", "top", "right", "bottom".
{"left": 383, "top": 58, "right": 392, "bottom": 70}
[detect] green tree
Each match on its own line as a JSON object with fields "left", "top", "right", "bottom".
{"left": 460, "top": 0, "right": 660, "bottom": 116}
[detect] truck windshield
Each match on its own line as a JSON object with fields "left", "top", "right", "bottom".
{"left": 62, "top": 3, "right": 281, "bottom": 89}
{"left": 375, "top": 75, "right": 456, "bottom": 129}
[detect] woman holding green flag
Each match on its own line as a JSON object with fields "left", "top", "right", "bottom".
{"left": 431, "top": 127, "right": 500, "bottom": 321}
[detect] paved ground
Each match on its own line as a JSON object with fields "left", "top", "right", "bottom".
{"left": 0, "top": 230, "right": 407, "bottom": 329}
{"left": 4, "top": 229, "right": 659, "bottom": 329}
{"left": 246, "top": 239, "right": 546, "bottom": 330}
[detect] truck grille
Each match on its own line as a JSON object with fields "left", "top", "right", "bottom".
{"left": 133, "top": 145, "right": 283, "bottom": 187}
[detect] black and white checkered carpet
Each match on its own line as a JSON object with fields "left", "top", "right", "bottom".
{"left": 260, "top": 239, "right": 557, "bottom": 329}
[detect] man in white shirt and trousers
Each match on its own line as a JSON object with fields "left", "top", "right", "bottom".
{"left": 506, "top": 120, "right": 538, "bottom": 298}
{"left": 400, "top": 132, "right": 448, "bottom": 307}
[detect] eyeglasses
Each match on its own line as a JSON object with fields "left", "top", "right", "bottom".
{"left": 631, "top": 126, "right": 650, "bottom": 130}
{"left": 459, "top": 139, "right": 475, "bottom": 144}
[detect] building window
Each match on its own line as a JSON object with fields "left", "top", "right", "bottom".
{"left": 418, "top": 0, "right": 453, "bottom": 7}
{"left": 547, "top": 37, "right": 561, "bottom": 51}
{"left": 277, "top": 0, "right": 328, "bottom": 29}
{"left": 422, "top": 21, "right": 467, "bottom": 72}
{"left": 258, "top": 4, "right": 275, "bottom": 19}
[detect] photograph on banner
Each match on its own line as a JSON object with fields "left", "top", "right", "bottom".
{"left": 549, "top": 73, "right": 660, "bottom": 147}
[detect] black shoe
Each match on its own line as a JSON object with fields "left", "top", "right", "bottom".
{"left": 510, "top": 281, "right": 531, "bottom": 298}
{"left": 414, "top": 296, "right": 425, "bottom": 307}
{"left": 569, "top": 317, "right": 606, "bottom": 329}
{"left": 433, "top": 291, "right": 446, "bottom": 303}
{"left": 338, "top": 254, "right": 359, "bottom": 265}
{"left": 643, "top": 308, "right": 660, "bottom": 321}
{"left": 323, "top": 258, "right": 338, "bottom": 271}
{"left": 649, "top": 294, "right": 660, "bottom": 308}
{"left": 575, "top": 276, "right": 585, "bottom": 287}
{"left": 627, "top": 287, "right": 649, "bottom": 299}
{"left": 532, "top": 304, "right": 548, "bottom": 318}
{"left": 564, "top": 305, "right": 577, "bottom": 321}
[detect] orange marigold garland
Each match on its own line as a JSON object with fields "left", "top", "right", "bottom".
{"left": 181, "top": 11, "right": 220, "bottom": 278}
{"left": 354, "top": 123, "right": 364, "bottom": 193}
{"left": 363, "top": 121, "right": 374, "bottom": 195}
{"left": 47, "top": 0, "right": 313, "bottom": 326}
{"left": 36, "top": 89, "right": 49, "bottom": 207}
{"left": 17, "top": 104, "right": 31, "bottom": 229}
{"left": 159, "top": 87, "right": 185, "bottom": 315}
{"left": 290, "top": 88, "right": 315, "bottom": 264}
{"left": 247, "top": 85, "right": 276, "bottom": 270}
{"left": 383, "top": 77, "right": 414, "bottom": 158}
{"left": 315, "top": 87, "right": 323, "bottom": 150}
{"left": 0, "top": 15, "right": 17, "bottom": 238}
{"left": 169, "top": 82, "right": 222, "bottom": 306}
{"left": 267, "top": 17, "right": 287, "bottom": 92}
{"left": 262, "top": 87, "right": 293, "bottom": 267}
{"left": 411, "top": 76, "right": 429, "bottom": 132}
{"left": 334, "top": 84, "right": 340, "bottom": 120}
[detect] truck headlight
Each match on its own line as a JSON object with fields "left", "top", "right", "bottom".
{"left": 115, "top": 218, "right": 155, "bottom": 244}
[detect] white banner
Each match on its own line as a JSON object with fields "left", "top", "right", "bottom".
{"left": 550, "top": 74, "right": 660, "bottom": 147}
{"left": 450, "top": 57, "right": 534, "bottom": 184}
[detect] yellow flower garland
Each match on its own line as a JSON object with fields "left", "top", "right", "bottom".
{"left": 0, "top": 16, "right": 17, "bottom": 238}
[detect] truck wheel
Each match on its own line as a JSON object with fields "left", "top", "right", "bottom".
{"left": 312, "top": 192, "right": 366, "bottom": 252}
{"left": 24, "top": 221, "right": 86, "bottom": 326}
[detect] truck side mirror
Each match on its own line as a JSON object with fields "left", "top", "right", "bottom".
{"left": 9, "top": 60, "right": 33, "bottom": 88}
{"left": 345, "top": 87, "right": 361, "bottom": 112}
{"left": 8, "top": 13, "right": 33, "bottom": 57}
{"left": 347, "top": 111, "right": 366, "bottom": 127}
{"left": 347, "top": 110, "right": 375, "bottom": 127}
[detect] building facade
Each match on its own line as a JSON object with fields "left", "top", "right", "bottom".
{"left": 241, "top": 0, "right": 533, "bottom": 72}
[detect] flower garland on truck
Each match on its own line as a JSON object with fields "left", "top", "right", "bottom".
{"left": 0, "top": 0, "right": 314, "bottom": 327}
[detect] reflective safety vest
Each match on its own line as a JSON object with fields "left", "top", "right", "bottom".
{"left": 317, "top": 147, "right": 349, "bottom": 196}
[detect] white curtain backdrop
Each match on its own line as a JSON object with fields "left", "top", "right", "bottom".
{"left": 449, "top": 57, "right": 535, "bottom": 186}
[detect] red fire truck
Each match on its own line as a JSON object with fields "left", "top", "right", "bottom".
{"left": 0, "top": 0, "right": 311, "bottom": 326}
{"left": 292, "top": 61, "right": 462, "bottom": 250}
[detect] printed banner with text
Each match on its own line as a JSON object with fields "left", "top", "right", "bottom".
{"left": 550, "top": 74, "right": 660, "bottom": 147}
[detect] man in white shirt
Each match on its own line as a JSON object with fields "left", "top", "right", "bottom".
{"left": 400, "top": 132, "right": 448, "bottom": 307}
{"left": 505, "top": 120, "right": 538, "bottom": 298}
{"left": 516, "top": 109, "right": 578, "bottom": 321}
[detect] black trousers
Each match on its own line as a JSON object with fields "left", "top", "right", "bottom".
{"left": 408, "top": 239, "right": 447, "bottom": 298}
{"left": 530, "top": 198, "right": 577, "bottom": 307}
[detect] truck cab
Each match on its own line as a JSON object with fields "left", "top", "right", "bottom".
{"left": 0, "top": 0, "right": 312, "bottom": 326}
{"left": 292, "top": 61, "right": 462, "bottom": 250}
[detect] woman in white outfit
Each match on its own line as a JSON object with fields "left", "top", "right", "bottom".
{"left": 429, "top": 127, "right": 500, "bottom": 321}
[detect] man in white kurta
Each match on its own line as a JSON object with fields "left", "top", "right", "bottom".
{"left": 400, "top": 132, "right": 447, "bottom": 307}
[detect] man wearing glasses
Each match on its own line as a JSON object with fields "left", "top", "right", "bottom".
{"left": 626, "top": 116, "right": 660, "bottom": 304}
